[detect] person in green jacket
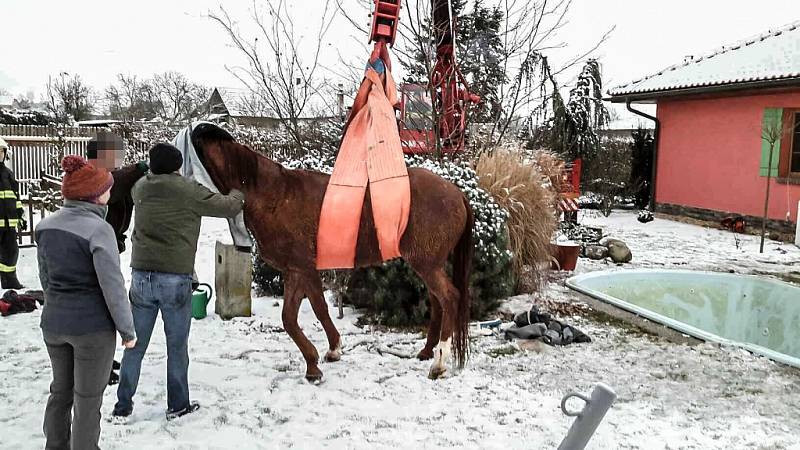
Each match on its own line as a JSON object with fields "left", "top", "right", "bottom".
{"left": 113, "top": 143, "right": 244, "bottom": 421}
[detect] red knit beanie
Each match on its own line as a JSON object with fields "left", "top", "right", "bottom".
{"left": 61, "top": 155, "right": 114, "bottom": 202}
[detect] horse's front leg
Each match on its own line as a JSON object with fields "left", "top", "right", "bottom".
{"left": 282, "top": 273, "right": 323, "bottom": 382}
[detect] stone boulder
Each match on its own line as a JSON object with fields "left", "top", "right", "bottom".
{"left": 602, "top": 238, "right": 632, "bottom": 263}
{"left": 584, "top": 245, "right": 608, "bottom": 260}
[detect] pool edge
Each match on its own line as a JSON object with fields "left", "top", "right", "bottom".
{"left": 566, "top": 269, "right": 800, "bottom": 370}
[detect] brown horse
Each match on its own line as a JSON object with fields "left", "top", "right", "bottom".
{"left": 190, "top": 123, "right": 473, "bottom": 381}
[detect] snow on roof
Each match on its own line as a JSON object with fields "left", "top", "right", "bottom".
{"left": 76, "top": 119, "right": 124, "bottom": 126}
{"left": 609, "top": 20, "right": 800, "bottom": 98}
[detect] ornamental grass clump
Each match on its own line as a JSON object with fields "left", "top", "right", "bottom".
{"left": 476, "top": 148, "right": 557, "bottom": 292}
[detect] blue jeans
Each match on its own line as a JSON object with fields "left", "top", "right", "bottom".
{"left": 115, "top": 270, "right": 193, "bottom": 413}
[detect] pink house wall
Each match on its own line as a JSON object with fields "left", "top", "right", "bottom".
{"left": 656, "top": 91, "right": 800, "bottom": 224}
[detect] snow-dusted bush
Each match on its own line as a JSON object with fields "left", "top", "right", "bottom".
{"left": 0, "top": 108, "right": 51, "bottom": 125}
{"left": 225, "top": 120, "right": 342, "bottom": 165}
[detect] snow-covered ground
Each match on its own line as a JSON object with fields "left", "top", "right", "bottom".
{"left": 2, "top": 213, "right": 800, "bottom": 449}
{"left": 577, "top": 210, "right": 800, "bottom": 281}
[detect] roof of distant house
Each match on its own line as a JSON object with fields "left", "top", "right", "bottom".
{"left": 76, "top": 119, "right": 124, "bottom": 127}
{"left": 608, "top": 20, "right": 800, "bottom": 101}
{"left": 210, "top": 87, "right": 264, "bottom": 117}
{"left": 209, "top": 86, "right": 350, "bottom": 120}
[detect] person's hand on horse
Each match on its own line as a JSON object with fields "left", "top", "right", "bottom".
{"left": 122, "top": 338, "right": 137, "bottom": 349}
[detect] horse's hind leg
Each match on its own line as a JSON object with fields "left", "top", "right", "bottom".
{"left": 417, "top": 298, "right": 442, "bottom": 361}
{"left": 282, "top": 272, "right": 323, "bottom": 382}
{"left": 417, "top": 268, "right": 460, "bottom": 379}
{"left": 304, "top": 273, "right": 342, "bottom": 362}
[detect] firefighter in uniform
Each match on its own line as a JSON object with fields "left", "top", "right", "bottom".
{"left": 0, "top": 137, "right": 26, "bottom": 290}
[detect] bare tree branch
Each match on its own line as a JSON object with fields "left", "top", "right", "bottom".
{"left": 208, "top": 0, "right": 339, "bottom": 150}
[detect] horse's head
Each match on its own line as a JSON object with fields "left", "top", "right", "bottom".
{"left": 190, "top": 123, "right": 257, "bottom": 193}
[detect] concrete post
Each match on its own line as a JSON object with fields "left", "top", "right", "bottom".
{"left": 214, "top": 241, "right": 252, "bottom": 320}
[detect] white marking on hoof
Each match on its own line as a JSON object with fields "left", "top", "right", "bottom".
{"left": 428, "top": 338, "right": 451, "bottom": 379}
{"left": 325, "top": 344, "right": 342, "bottom": 362}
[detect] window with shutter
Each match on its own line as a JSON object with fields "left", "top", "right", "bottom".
{"left": 778, "top": 109, "right": 800, "bottom": 179}
{"left": 791, "top": 112, "right": 800, "bottom": 175}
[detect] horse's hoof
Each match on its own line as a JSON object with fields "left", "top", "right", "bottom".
{"left": 305, "top": 372, "right": 324, "bottom": 384}
{"left": 417, "top": 349, "right": 434, "bottom": 361}
{"left": 324, "top": 349, "right": 342, "bottom": 362}
{"left": 428, "top": 366, "right": 447, "bottom": 380}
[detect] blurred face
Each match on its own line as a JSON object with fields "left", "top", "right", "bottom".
{"left": 96, "top": 188, "right": 112, "bottom": 205}
{"left": 89, "top": 148, "right": 124, "bottom": 170}
{"left": 0, "top": 148, "right": 6, "bottom": 161}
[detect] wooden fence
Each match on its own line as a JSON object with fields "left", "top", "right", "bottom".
{"left": 0, "top": 124, "right": 148, "bottom": 196}
{"left": 1, "top": 124, "right": 154, "bottom": 246}
{"left": 0, "top": 124, "right": 99, "bottom": 138}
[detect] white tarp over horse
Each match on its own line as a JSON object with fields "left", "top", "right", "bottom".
{"left": 172, "top": 122, "right": 252, "bottom": 249}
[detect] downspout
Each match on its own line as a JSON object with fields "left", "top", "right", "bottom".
{"left": 626, "top": 100, "right": 660, "bottom": 211}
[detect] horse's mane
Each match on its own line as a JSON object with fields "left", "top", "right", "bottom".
{"left": 191, "top": 123, "right": 261, "bottom": 188}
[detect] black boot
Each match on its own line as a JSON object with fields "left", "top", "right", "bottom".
{"left": 0, "top": 272, "right": 23, "bottom": 290}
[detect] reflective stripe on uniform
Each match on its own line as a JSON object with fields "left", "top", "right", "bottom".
{"left": 16, "top": 201, "right": 23, "bottom": 209}
{"left": 0, "top": 263, "right": 16, "bottom": 273}
{"left": 0, "top": 219, "right": 19, "bottom": 227}
{"left": 0, "top": 190, "right": 16, "bottom": 199}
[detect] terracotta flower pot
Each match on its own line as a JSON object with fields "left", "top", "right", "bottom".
{"left": 551, "top": 241, "right": 580, "bottom": 271}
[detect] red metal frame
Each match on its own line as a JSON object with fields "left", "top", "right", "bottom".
{"left": 369, "top": 0, "right": 402, "bottom": 46}
{"left": 557, "top": 159, "right": 582, "bottom": 218}
{"left": 398, "top": 84, "right": 434, "bottom": 153}
{"left": 368, "top": 0, "right": 479, "bottom": 154}
{"left": 561, "top": 159, "right": 582, "bottom": 198}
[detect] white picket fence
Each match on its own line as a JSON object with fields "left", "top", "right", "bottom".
{"left": 0, "top": 124, "right": 147, "bottom": 195}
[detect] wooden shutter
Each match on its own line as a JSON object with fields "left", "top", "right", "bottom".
{"left": 759, "top": 108, "right": 783, "bottom": 177}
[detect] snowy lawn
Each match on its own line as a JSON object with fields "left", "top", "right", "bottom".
{"left": 2, "top": 213, "right": 800, "bottom": 449}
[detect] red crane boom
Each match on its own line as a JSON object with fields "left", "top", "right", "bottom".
{"left": 367, "top": 0, "right": 479, "bottom": 154}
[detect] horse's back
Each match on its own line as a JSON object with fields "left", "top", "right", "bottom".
{"left": 353, "top": 167, "right": 469, "bottom": 267}
{"left": 270, "top": 165, "right": 467, "bottom": 269}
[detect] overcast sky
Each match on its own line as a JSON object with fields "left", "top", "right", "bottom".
{"left": 0, "top": 0, "right": 798, "bottom": 106}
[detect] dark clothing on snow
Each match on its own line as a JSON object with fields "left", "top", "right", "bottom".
{"left": 0, "top": 290, "right": 40, "bottom": 316}
{"left": 504, "top": 306, "right": 591, "bottom": 346}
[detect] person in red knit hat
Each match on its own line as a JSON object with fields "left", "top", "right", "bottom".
{"left": 35, "top": 155, "right": 136, "bottom": 450}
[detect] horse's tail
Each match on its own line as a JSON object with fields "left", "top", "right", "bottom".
{"left": 452, "top": 195, "right": 473, "bottom": 369}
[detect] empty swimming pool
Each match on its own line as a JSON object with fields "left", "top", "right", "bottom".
{"left": 567, "top": 269, "right": 800, "bottom": 368}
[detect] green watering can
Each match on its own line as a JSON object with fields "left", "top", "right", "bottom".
{"left": 191, "top": 283, "right": 213, "bottom": 320}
